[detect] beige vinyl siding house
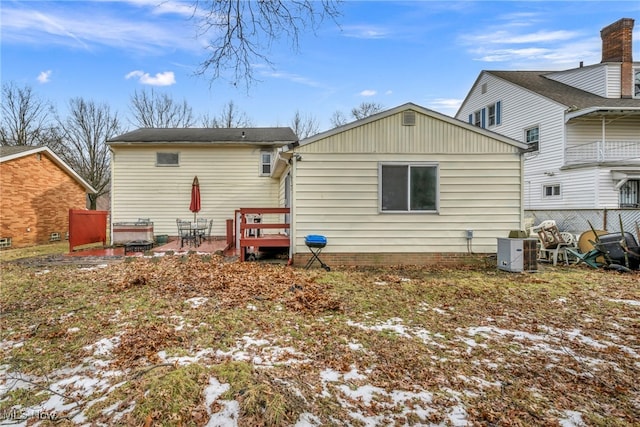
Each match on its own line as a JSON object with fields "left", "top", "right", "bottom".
{"left": 108, "top": 128, "right": 297, "bottom": 238}
{"left": 278, "top": 103, "right": 527, "bottom": 267}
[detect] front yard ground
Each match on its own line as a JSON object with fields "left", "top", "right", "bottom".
{"left": 1, "top": 252, "right": 639, "bottom": 426}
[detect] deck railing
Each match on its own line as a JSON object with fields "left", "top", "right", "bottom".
{"left": 235, "top": 207, "right": 290, "bottom": 261}
{"left": 565, "top": 140, "right": 640, "bottom": 165}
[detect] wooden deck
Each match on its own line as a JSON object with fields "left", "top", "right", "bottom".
{"left": 236, "top": 207, "right": 290, "bottom": 261}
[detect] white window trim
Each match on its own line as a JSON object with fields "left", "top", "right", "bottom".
{"left": 542, "top": 183, "right": 561, "bottom": 199}
{"left": 260, "top": 150, "right": 273, "bottom": 176}
{"left": 634, "top": 67, "right": 640, "bottom": 99}
{"left": 524, "top": 125, "right": 540, "bottom": 152}
{"left": 378, "top": 162, "right": 440, "bottom": 214}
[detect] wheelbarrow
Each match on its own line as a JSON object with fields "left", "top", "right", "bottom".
{"left": 567, "top": 219, "right": 640, "bottom": 272}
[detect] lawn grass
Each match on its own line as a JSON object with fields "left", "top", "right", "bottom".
{"left": 1, "top": 254, "right": 639, "bottom": 426}
{"left": 0, "top": 241, "right": 69, "bottom": 262}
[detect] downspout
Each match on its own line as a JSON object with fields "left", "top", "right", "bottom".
{"left": 109, "top": 148, "right": 115, "bottom": 246}
{"left": 290, "top": 152, "right": 298, "bottom": 264}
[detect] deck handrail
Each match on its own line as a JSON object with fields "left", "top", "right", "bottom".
{"left": 235, "top": 207, "right": 291, "bottom": 261}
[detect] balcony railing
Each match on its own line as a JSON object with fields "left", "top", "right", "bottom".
{"left": 565, "top": 140, "right": 640, "bottom": 165}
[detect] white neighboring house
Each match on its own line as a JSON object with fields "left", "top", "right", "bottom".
{"left": 456, "top": 18, "right": 640, "bottom": 210}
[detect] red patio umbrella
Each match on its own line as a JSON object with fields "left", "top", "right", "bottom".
{"left": 189, "top": 176, "right": 201, "bottom": 221}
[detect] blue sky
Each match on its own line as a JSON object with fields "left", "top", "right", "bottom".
{"left": 2, "top": 1, "right": 639, "bottom": 132}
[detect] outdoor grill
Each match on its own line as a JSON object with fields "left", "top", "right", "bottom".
{"left": 304, "top": 235, "right": 330, "bottom": 271}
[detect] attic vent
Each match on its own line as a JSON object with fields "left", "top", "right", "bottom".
{"left": 50, "top": 232, "right": 61, "bottom": 241}
{"left": 481, "top": 83, "right": 487, "bottom": 94}
{"left": 402, "top": 111, "right": 416, "bottom": 126}
{"left": 0, "top": 237, "right": 12, "bottom": 248}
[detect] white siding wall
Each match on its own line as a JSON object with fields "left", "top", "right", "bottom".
{"left": 110, "top": 145, "right": 280, "bottom": 237}
{"left": 456, "top": 73, "right": 567, "bottom": 209}
{"left": 567, "top": 116, "right": 640, "bottom": 148}
{"left": 291, "top": 111, "right": 523, "bottom": 255}
{"left": 597, "top": 168, "right": 622, "bottom": 208}
{"left": 546, "top": 64, "right": 613, "bottom": 97}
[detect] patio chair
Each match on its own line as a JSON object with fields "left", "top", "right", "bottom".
{"left": 534, "top": 223, "right": 572, "bottom": 266}
{"left": 197, "top": 218, "right": 213, "bottom": 243}
{"left": 176, "top": 219, "right": 197, "bottom": 248}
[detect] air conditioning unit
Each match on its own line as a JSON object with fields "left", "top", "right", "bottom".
{"left": 497, "top": 238, "right": 537, "bottom": 272}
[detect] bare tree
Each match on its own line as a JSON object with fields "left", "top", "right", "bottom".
{"left": 0, "top": 82, "right": 56, "bottom": 146}
{"left": 129, "top": 89, "right": 196, "bottom": 128}
{"left": 351, "top": 102, "right": 384, "bottom": 120}
{"left": 290, "top": 110, "right": 319, "bottom": 139}
{"left": 57, "top": 98, "right": 122, "bottom": 209}
{"left": 193, "top": 0, "right": 341, "bottom": 88}
{"left": 201, "top": 100, "right": 253, "bottom": 128}
{"left": 329, "top": 110, "right": 348, "bottom": 128}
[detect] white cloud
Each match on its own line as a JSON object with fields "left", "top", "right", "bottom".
{"left": 37, "top": 70, "right": 52, "bottom": 83}
{"left": 360, "top": 90, "right": 377, "bottom": 97}
{"left": 1, "top": 4, "right": 202, "bottom": 54}
{"left": 125, "top": 70, "right": 176, "bottom": 86}
{"left": 342, "top": 25, "right": 390, "bottom": 39}
{"left": 258, "top": 68, "right": 323, "bottom": 88}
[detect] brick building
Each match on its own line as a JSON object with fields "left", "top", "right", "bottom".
{"left": 0, "top": 146, "right": 96, "bottom": 249}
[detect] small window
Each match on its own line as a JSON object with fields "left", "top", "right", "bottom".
{"left": 0, "top": 237, "right": 12, "bottom": 248}
{"left": 634, "top": 69, "right": 640, "bottom": 98}
{"left": 473, "top": 111, "right": 481, "bottom": 127}
{"left": 543, "top": 184, "right": 561, "bottom": 198}
{"left": 260, "top": 151, "right": 272, "bottom": 176}
{"left": 380, "top": 163, "right": 438, "bottom": 212}
{"left": 525, "top": 126, "right": 539, "bottom": 152}
{"left": 619, "top": 179, "right": 639, "bottom": 207}
{"left": 488, "top": 104, "right": 496, "bottom": 126}
{"left": 156, "top": 152, "right": 179, "bottom": 166}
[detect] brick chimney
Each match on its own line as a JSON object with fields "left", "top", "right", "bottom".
{"left": 600, "top": 18, "right": 634, "bottom": 98}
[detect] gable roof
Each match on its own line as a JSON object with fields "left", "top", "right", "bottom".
{"left": 297, "top": 102, "right": 527, "bottom": 150}
{"left": 0, "top": 145, "right": 96, "bottom": 193}
{"left": 108, "top": 127, "right": 298, "bottom": 146}
{"left": 487, "top": 70, "right": 640, "bottom": 111}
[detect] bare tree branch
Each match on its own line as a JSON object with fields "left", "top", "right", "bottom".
{"left": 129, "top": 89, "right": 196, "bottom": 128}
{"left": 192, "top": 0, "right": 341, "bottom": 88}
{"left": 56, "top": 98, "right": 122, "bottom": 209}
{"left": 329, "top": 110, "right": 348, "bottom": 128}
{"left": 0, "top": 82, "right": 56, "bottom": 146}
{"left": 351, "top": 102, "right": 384, "bottom": 120}
{"left": 290, "top": 109, "right": 319, "bottom": 139}
{"left": 201, "top": 100, "right": 253, "bottom": 128}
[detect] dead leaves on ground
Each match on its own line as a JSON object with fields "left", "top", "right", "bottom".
{"left": 102, "top": 255, "right": 342, "bottom": 314}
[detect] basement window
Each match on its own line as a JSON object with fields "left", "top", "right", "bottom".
{"left": 156, "top": 152, "right": 179, "bottom": 166}
{"left": 50, "top": 232, "right": 61, "bottom": 242}
{"left": 0, "top": 237, "right": 12, "bottom": 248}
{"left": 543, "top": 184, "right": 561, "bottom": 198}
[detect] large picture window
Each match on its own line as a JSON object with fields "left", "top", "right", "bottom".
{"left": 380, "top": 163, "right": 438, "bottom": 212}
